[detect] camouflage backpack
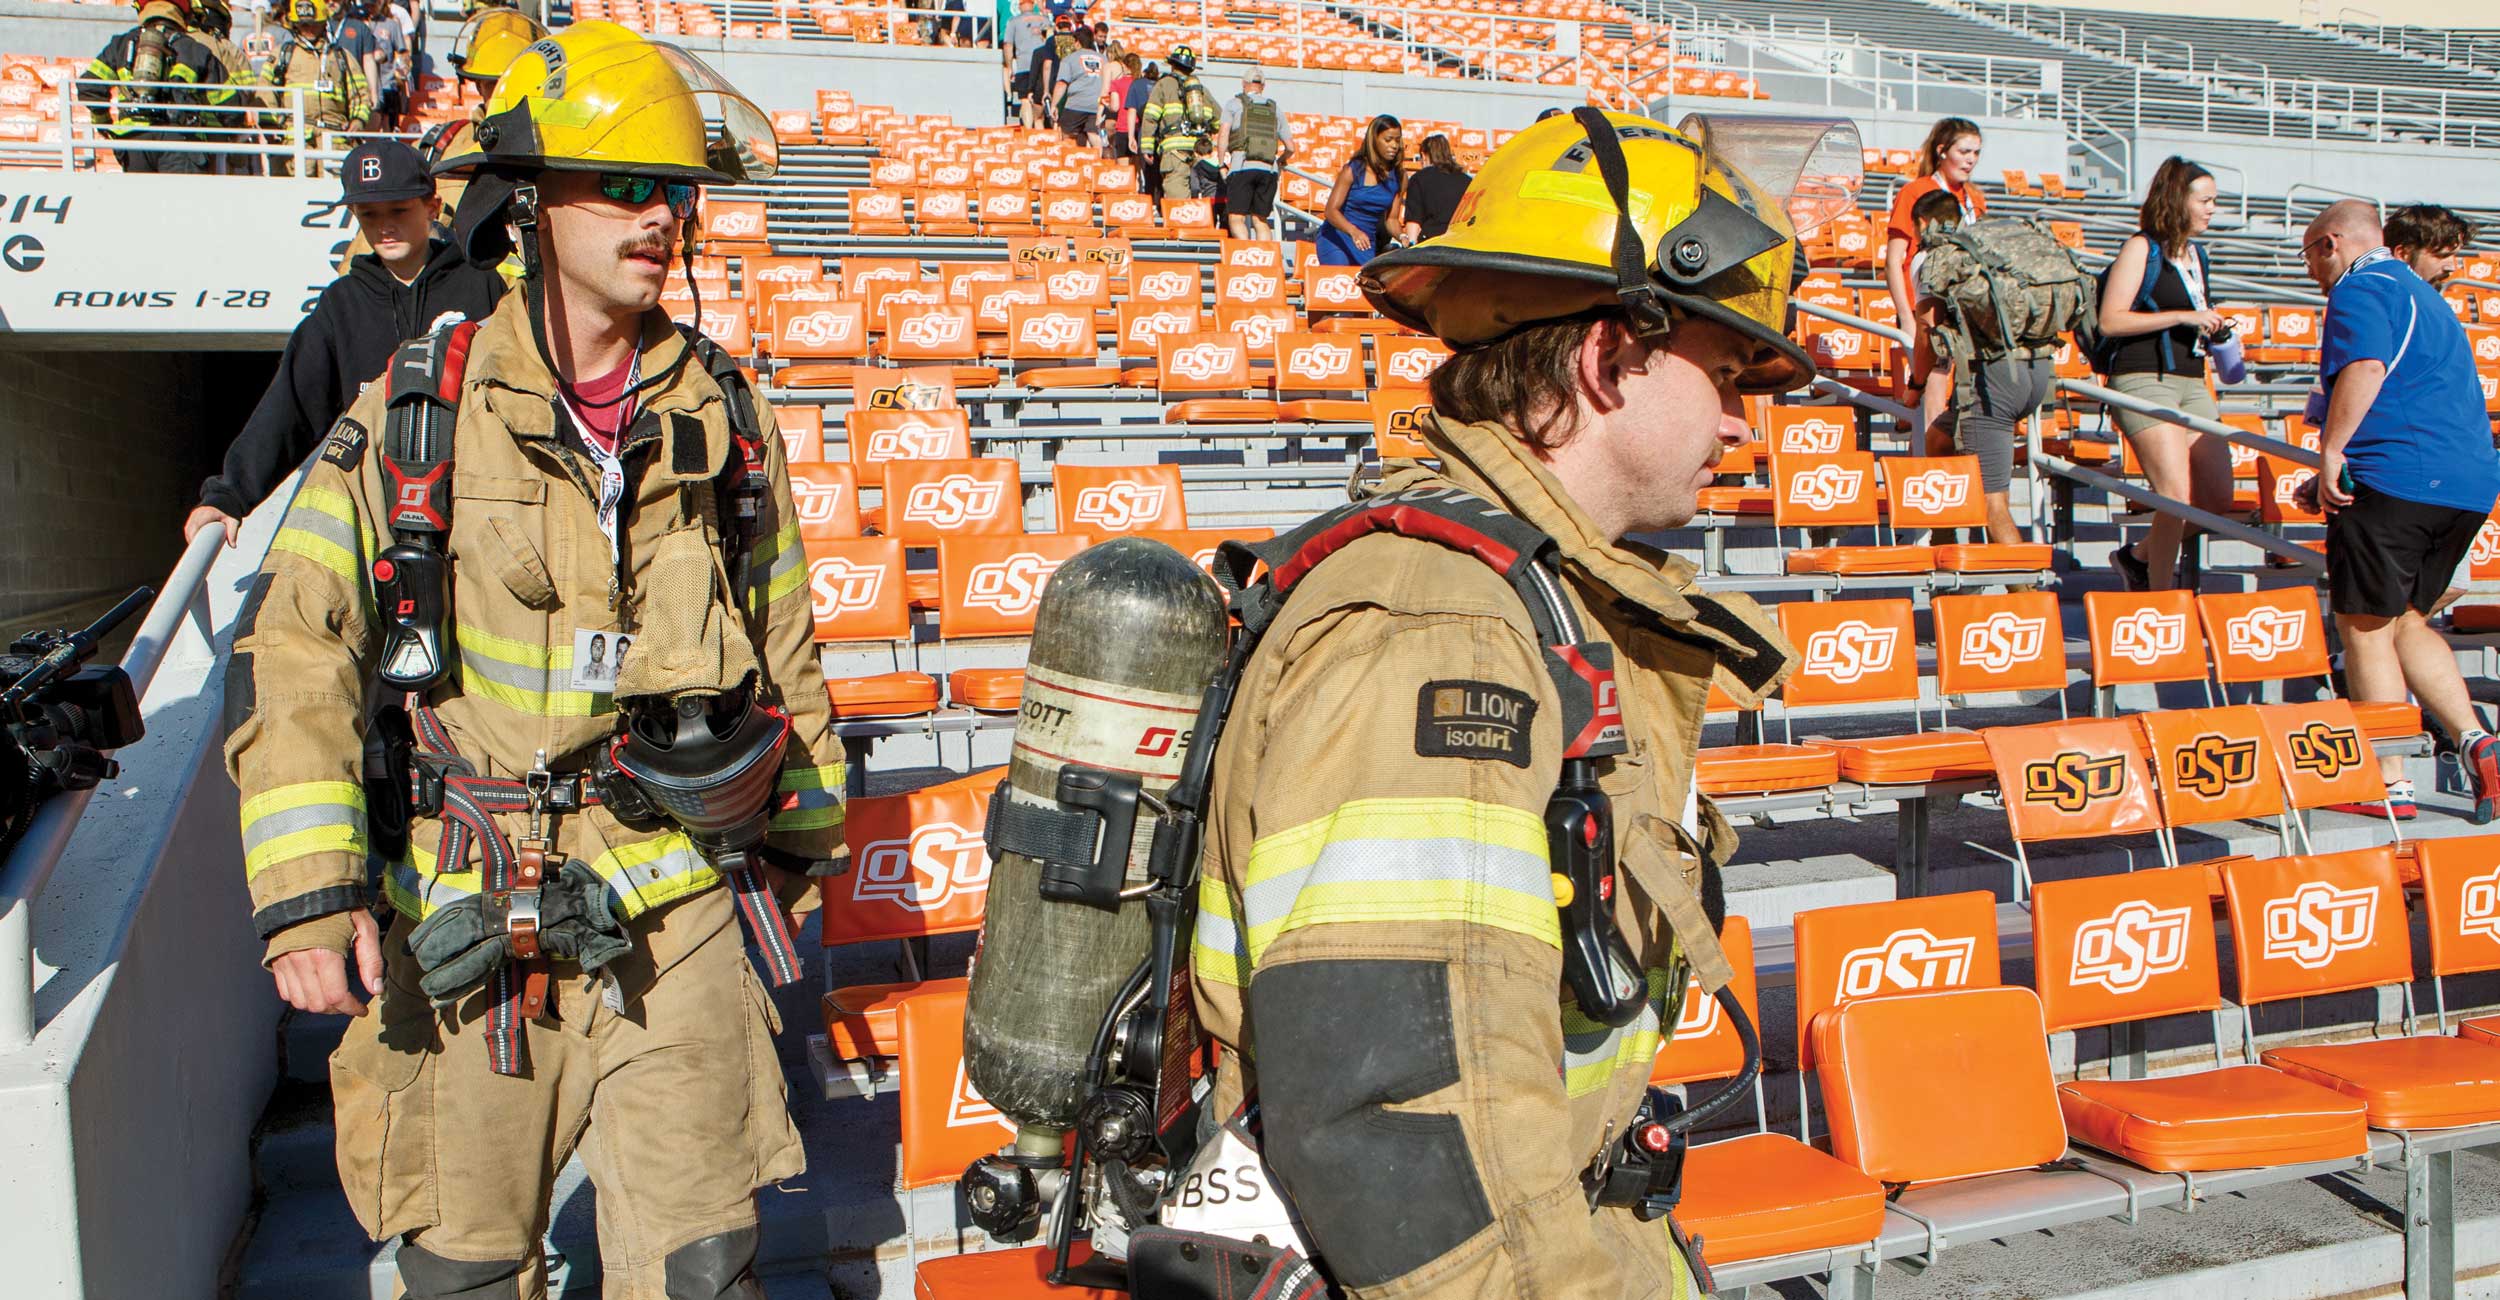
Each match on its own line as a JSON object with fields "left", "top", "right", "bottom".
{"left": 1915, "top": 216, "right": 2096, "bottom": 369}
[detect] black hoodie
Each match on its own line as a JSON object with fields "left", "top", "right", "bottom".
{"left": 197, "top": 234, "right": 505, "bottom": 518}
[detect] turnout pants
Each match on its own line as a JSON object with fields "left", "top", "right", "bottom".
{"left": 329, "top": 888, "right": 804, "bottom": 1300}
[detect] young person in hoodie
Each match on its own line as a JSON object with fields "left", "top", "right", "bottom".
{"left": 184, "top": 139, "right": 506, "bottom": 545}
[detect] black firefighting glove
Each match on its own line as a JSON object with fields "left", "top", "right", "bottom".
{"left": 408, "top": 860, "right": 631, "bottom": 1006}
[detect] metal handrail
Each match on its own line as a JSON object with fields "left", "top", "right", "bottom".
{"left": 2281, "top": 182, "right": 2384, "bottom": 228}
{"left": 0, "top": 525, "right": 228, "bottom": 1045}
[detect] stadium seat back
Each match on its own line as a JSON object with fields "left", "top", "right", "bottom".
{"left": 1982, "top": 717, "right": 2163, "bottom": 844}
{"left": 1934, "top": 591, "right": 2066, "bottom": 698}
{"left": 787, "top": 461, "right": 863, "bottom": 541}
{"left": 937, "top": 533, "right": 1091, "bottom": 639}
{"left": 978, "top": 282, "right": 1048, "bottom": 335}
{"left": 806, "top": 536, "right": 911, "bottom": 643}
{"left": 1881, "top": 457, "right": 1987, "bottom": 532}
{"left": 2197, "top": 589, "right": 2329, "bottom": 685}
{"left": 1119, "top": 302, "right": 1206, "bottom": 361}
{"left": 2255, "top": 701, "right": 2385, "bottom": 814}
{"left": 1272, "top": 332, "right": 1362, "bottom": 391}
{"left": 1771, "top": 452, "right": 1881, "bottom": 530}
{"left": 1038, "top": 261, "right": 1112, "bottom": 308}
{"left": 2085, "top": 590, "right": 2209, "bottom": 688}
{"left": 885, "top": 458, "right": 1025, "bottom": 542}
{"left": 896, "top": 988, "right": 1017, "bottom": 1191}
{"left": 1129, "top": 262, "right": 1201, "bottom": 305}
{"left": 1007, "top": 303, "right": 1097, "bottom": 360}
{"left": 1651, "top": 916, "right": 1758, "bottom": 1087}
{"left": 1156, "top": 331, "right": 1254, "bottom": 393}
{"left": 1219, "top": 305, "right": 1299, "bottom": 356}
{"left": 1776, "top": 598, "right": 1918, "bottom": 708}
{"left": 776, "top": 404, "right": 827, "bottom": 465}
{"left": 846, "top": 408, "right": 972, "bottom": 488}
{"left": 853, "top": 365, "right": 959, "bottom": 413}
{"left": 1373, "top": 335, "right": 1454, "bottom": 389}
{"left": 2137, "top": 705, "right": 2286, "bottom": 829}
{"left": 1763, "top": 405, "right": 1857, "bottom": 458}
{"left": 1814, "top": 986, "right": 2066, "bottom": 1185}
{"left": 2029, "top": 863, "right": 2221, "bottom": 1033}
{"left": 1302, "top": 264, "right": 1370, "bottom": 315}
{"left": 773, "top": 300, "right": 866, "bottom": 360}
{"left": 2414, "top": 835, "right": 2500, "bottom": 978}
{"left": 2221, "top": 846, "right": 2412, "bottom": 1005}
{"left": 1053, "top": 463, "right": 1187, "bottom": 535}
{"left": 2255, "top": 455, "right": 2324, "bottom": 525}
{"left": 827, "top": 769, "right": 1006, "bottom": 944}
{"left": 884, "top": 304, "right": 979, "bottom": 363}
{"left": 1216, "top": 265, "right": 1288, "bottom": 308}
{"left": 1791, "top": 891, "right": 2001, "bottom": 1071}
{"left": 1372, "top": 391, "right": 1436, "bottom": 459}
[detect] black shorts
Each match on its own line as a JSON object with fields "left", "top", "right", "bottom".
{"left": 1012, "top": 72, "right": 1032, "bottom": 96}
{"left": 2326, "top": 484, "right": 2485, "bottom": 618}
{"left": 1061, "top": 111, "right": 1095, "bottom": 142}
{"left": 1223, "top": 167, "right": 1278, "bottom": 220}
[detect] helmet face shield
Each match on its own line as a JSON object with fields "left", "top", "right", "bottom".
{"left": 652, "top": 42, "right": 777, "bottom": 182}
{"left": 1674, "top": 113, "right": 1864, "bottom": 241}
{"left": 451, "top": 8, "right": 547, "bottom": 82}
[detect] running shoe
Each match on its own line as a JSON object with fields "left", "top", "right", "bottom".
{"left": 2328, "top": 779, "right": 2415, "bottom": 821}
{"left": 2468, "top": 733, "right": 2500, "bottom": 825}
{"left": 2112, "top": 544, "right": 2149, "bottom": 592}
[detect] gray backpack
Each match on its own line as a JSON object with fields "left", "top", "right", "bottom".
{"left": 1915, "top": 216, "right": 2095, "bottom": 367}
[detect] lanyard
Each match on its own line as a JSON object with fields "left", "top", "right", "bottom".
{"left": 559, "top": 352, "right": 641, "bottom": 580}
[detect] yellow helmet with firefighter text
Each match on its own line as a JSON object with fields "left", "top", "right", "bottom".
{"left": 282, "top": 0, "right": 328, "bottom": 25}
{"left": 437, "top": 20, "right": 776, "bottom": 185}
{"left": 448, "top": 8, "right": 547, "bottom": 85}
{"left": 1362, "top": 108, "right": 1862, "bottom": 394}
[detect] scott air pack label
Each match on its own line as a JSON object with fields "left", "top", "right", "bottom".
{"left": 1414, "top": 679, "right": 1536, "bottom": 769}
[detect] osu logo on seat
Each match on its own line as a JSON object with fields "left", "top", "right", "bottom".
{"left": 983, "top": 193, "right": 1029, "bottom": 218}
{"left": 2471, "top": 518, "right": 2500, "bottom": 569}
{"left": 2277, "top": 312, "right": 2314, "bottom": 340}
{"left": 930, "top": 162, "right": 970, "bottom": 186}
{"left": 2070, "top": 900, "right": 2193, "bottom": 995}
{"left": 1225, "top": 272, "right": 1278, "bottom": 300}
{"left": 1958, "top": 611, "right": 2045, "bottom": 673}
{"left": 1306, "top": 272, "right": 1363, "bottom": 306}
{"left": 1129, "top": 311, "right": 1196, "bottom": 346}
{"left": 965, "top": 552, "right": 1067, "bottom": 616}
{"left": 1778, "top": 417, "right": 1846, "bottom": 456}
{"left": 1137, "top": 270, "right": 1195, "bottom": 300}
{"left": 752, "top": 261, "right": 814, "bottom": 284}
{"left": 1044, "top": 197, "right": 1091, "bottom": 224}
{"left": 1816, "top": 327, "right": 1866, "bottom": 360}
{"left": 808, "top": 555, "right": 884, "bottom": 620}
{"left": 2285, "top": 719, "right": 2364, "bottom": 779}
{"left": 854, "top": 821, "right": 991, "bottom": 911}
{"left": 893, "top": 312, "right": 968, "bottom": 350}
{"left": 1045, "top": 269, "right": 1100, "bottom": 299}
{"left": 1073, "top": 482, "right": 1170, "bottom": 530}
{"left": 1801, "top": 620, "right": 1897, "bottom": 684}
{"left": 1229, "top": 243, "right": 1280, "bottom": 267}
{"left": 979, "top": 287, "right": 1043, "bottom": 327}
{"left": 1671, "top": 977, "right": 1720, "bottom": 1037}
{"left": 903, "top": 475, "right": 1005, "bottom": 529}
{"left": 2022, "top": 750, "right": 2127, "bottom": 812}
{"left": 786, "top": 310, "right": 856, "bottom": 349}
{"left": 864, "top": 420, "right": 957, "bottom": 460}
{"left": 790, "top": 476, "right": 847, "bottom": 527}
{"left": 1836, "top": 927, "right": 1977, "bottom": 998}
{"left": 1899, "top": 468, "right": 1969, "bottom": 514}
{"left": 709, "top": 208, "right": 763, "bottom": 237}
{"left": 2172, "top": 733, "right": 2258, "bottom": 797}
{"left": 1788, "top": 462, "right": 1864, "bottom": 511}
{"left": 1384, "top": 347, "right": 1445, "bottom": 384}
{"left": 1167, "top": 341, "right": 1237, "bottom": 382}
{"left": 2260, "top": 880, "right": 2375, "bottom": 970}
{"left": 1384, "top": 406, "right": 1430, "bottom": 437}
{"left": 2460, "top": 863, "right": 2500, "bottom": 943}
{"left": 1019, "top": 313, "right": 1087, "bottom": 350}
{"left": 1108, "top": 196, "right": 1153, "bottom": 224}
{"left": 866, "top": 379, "right": 950, "bottom": 411}
{"left": 1230, "top": 314, "right": 1287, "bottom": 350}
{"left": 921, "top": 192, "right": 969, "bottom": 218}
{"left": 855, "top": 192, "right": 902, "bottom": 219}
{"left": 2107, "top": 608, "right": 2185, "bottom": 666}
{"left": 1287, "top": 341, "right": 1355, "bottom": 378}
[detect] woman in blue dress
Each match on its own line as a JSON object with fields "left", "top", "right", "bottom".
{"left": 1315, "top": 115, "right": 1406, "bottom": 266}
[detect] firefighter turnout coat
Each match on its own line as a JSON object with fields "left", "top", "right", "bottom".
{"left": 225, "top": 292, "right": 845, "bottom": 978}
{"left": 1192, "top": 411, "right": 1794, "bottom": 1299}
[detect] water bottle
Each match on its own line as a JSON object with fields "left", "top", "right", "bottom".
{"left": 2205, "top": 321, "right": 2248, "bottom": 386}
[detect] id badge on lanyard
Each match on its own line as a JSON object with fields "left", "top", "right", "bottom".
{"left": 562, "top": 355, "right": 640, "bottom": 588}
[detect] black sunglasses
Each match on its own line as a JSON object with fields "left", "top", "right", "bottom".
{"left": 598, "top": 174, "right": 699, "bottom": 218}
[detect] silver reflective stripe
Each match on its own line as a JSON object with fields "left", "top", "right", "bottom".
{"left": 1237, "top": 836, "right": 1550, "bottom": 934}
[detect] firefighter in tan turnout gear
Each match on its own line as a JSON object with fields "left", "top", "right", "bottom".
{"left": 223, "top": 23, "right": 843, "bottom": 1299}
{"left": 1189, "top": 109, "right": 1860, "bottom": 1298}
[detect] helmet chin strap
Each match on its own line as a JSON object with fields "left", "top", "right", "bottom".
{"left": 509, "top": 177, "right": 697, "bottom": 411}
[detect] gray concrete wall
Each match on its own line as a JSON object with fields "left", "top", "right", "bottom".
{"left": 2135, "top": 125, "right": 2500, "bottom": 211}
{"left": 0, "top": 350, "right": 240, "bottom": 630}
{"left": 0, "top": 0, "right": 126, "bottom": 60}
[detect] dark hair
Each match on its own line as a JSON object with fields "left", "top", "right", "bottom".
{"left": 1418, "top": 133, "right": 1463, "bottom": 175}
{"left": 1429, "top": 311, "right": 1631, "bottom": 450}
{"left": 2387, "top": 203, "right": 2475, "bottom": 257}
{"left": 2139, "top": 155, "right": 2215, "bottom": 260}
{"left": 1073, "top": 25, "right": 1094, "bottom": 47}
{"left": 1914, "top": 117, "right": 1982, "bottom": 179}
{"left": 1121, "top": 53, "right": 1141, "bottom": 74}
{"left": 1910, "top": 188, "right": 1961, "bottom": 232}
{"left": 1357, "top": 115, "right": 1402, "bottom": 180}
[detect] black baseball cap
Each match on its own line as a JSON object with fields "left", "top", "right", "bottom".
{"left": 334, "top": 139, "right": 435, "bottom": 207}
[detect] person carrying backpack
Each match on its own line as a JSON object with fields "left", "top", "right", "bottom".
{"left": 1139, "top": 43, "right": 1218, "bottom": 200}
{"left": 1884, "top": 117, "right": 1987, "bottom": 452}
{"left": 1221, "top": 66, "right": 1291, "bottom": 238}
{"left": 1911, "top": 190, "right": 2091, "bottom": 543}
{"left": 2094, "top": 156, "right": 2236, "bottom": 591}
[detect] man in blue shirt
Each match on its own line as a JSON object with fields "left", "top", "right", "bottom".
{"left": 2304, "top": 198, "right": 2500, "bottom": 821}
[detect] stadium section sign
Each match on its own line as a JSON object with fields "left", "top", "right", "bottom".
{"left": 0, "top": 175, "right": 353, "bottom": 334}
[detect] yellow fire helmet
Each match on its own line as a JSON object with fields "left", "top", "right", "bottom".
{"left": 447, "top": 8, "right": 547, "bottom": 85}
{"left": 282, "top": 0, "right": 327, "bottom": 25}
{"left": 437, "top": 20, "right": 777, "bottom": 186}
{"left": 1363, "top": 108, "right": 1862, "bottom": 395}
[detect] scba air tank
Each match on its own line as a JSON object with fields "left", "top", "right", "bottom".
{"left": 965, "top": 537, "right": 1230, "bottom": 1131}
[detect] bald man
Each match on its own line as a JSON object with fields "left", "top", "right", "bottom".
{"left": 2300, "top": 198, "right": 2500, "bottom": 822}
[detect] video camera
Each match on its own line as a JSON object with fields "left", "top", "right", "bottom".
{"left": 0, "top": 588, "right": 151, "bottom": 860}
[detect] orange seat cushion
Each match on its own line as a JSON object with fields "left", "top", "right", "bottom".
{"left": 1935, "top": 542, "right": 2054, "bottom": 572}
{"left": 2452, "top": 605, "right": 2500, "bottom": 634}
{"left": 2461, "top": 1017, "right": 2500, "bottom": 1048}
{"left": 947, "top": 365, "right": 1002, "bottom": 387}
{"left": 1307, "top": 315, "right": 1399, "bottom": 334}
{"left": 2042, "top": 437, "right": 2118, "bottom": 465}
{"left": 2349, "top": 700, "right": 2423, "bottom": 739}
{"left": 1277, "top": 398, "right": 1374, "bottom": 423}
{"left": 1816, "top": 987, "right": 2068, "bottom": 1184}
{"left": 906, "top": 569, "right": 941, "bottom": 608}
{"left": 1167, "top": 398, "right": 1282, "bottom": 423}
{"left": 777, "top": 363, "right": 860, "bottom": 388}
{"left": 1810, "top": 731, "right": 1992, "bottom": 784}
{"left": 2058, "top": 1066, "right": 2368, "bottom": 1172}
{"left": 916, "top": 1245, "right": 1119, "bottom": 1298}
{"left": 1695, "top": 743, "right": 1842, "bottom": 794}
{"left": 1679, "top": 1132, "right": 1887, "bottom": 1265}
{"left": 2260, "top": 1036, "right": 2500, "bottom": 1129}
{"left": 950, "top": 667, "right": 1025, "bottom": 711}
{"left": 827, "top": 671, "right": 941, "bottom": 717}
{"left": 821, "top": 976, "right": 966, "bottom": 1060}
{"left": 1695, "top": 486, "right": 1772, "bottom": 516}
{"left": 1017, "top": 364, "right": 1124, "bottom": 390}
{"left": 1784, "top": 545, "right": 1935, "bottom": 575}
